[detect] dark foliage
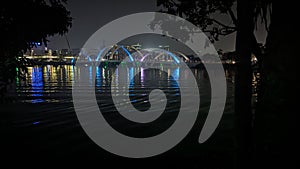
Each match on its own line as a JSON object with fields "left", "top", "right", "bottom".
{"left": 0, "top": 0, "right": 72, "bottom": 99}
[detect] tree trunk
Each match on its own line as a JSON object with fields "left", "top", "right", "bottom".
{"left": 254, "top": 1, "right": 298, "bottom": 168}
{"left": 235, "top": 0, "right": 255, "bottom": 168}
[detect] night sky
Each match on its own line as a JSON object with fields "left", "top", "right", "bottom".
{"left": 48, "top": 0, "right": 267, "bottom": 52}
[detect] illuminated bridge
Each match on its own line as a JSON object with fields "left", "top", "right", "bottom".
{"left": 75, "top": 45, "right": 197, "bottom": 67}
{"left": 23, "top": 45, "right": 201, "bottom": 67}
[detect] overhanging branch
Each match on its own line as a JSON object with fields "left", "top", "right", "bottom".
{"left": 228, "top": 7, "right": 238, "bottom": 26}
{"left": 210, "top": 19, "right": 236, "bottom": 29}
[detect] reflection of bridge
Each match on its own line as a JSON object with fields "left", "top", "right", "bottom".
{"left": 75, "top": 45, "right": 198, "bottom": 67}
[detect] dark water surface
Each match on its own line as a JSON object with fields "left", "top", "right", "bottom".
{"left": 2, "top": 65, "right": 238, "bottom": 168}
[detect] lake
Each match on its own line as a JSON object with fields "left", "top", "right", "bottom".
{"left": 2, "top": 64, "right": 243, "bottom": 168}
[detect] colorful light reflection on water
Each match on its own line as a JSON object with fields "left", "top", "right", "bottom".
{"left": 16, "top": 64, "right": 257, "bottom": 106}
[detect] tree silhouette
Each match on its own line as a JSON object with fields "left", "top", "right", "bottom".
{"left": 254, "top": 2, "right": 297, "bottom": 168}
{"left": 0, "top": 0, "right": 72, "bottom": 99}
{"left": 155, "top": 0, "right": 272, "bottom": 168}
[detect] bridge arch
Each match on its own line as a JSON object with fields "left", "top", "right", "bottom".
{"left": 172, "top": 51, "right": 190, "bottom": 61}
{"left": 139, "top": 48, "right": 180, "bottom": 64}
{"left": 107, "top": 45, "right": 143, "bottom": 62}
{"left": 95, "top": 46, "right": 114, "bottom": 61}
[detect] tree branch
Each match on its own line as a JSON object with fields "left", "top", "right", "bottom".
{"left": 203, "top": 27, "right": 236, "bottom": 36}
{"left": 228, "top": 7, "right": 238, "bottom": 26}
{"left": 210, "top": 18, "right": 236, "bottom": 29}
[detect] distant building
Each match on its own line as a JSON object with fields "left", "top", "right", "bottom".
{"left": 60, "top": 49, "right": 70, "bottom": 56}
{"left": 27, "top": 42, "right": 46, "bottom": 56}
{"left": 52, "top": 50, "right": 59, "bottom": 56}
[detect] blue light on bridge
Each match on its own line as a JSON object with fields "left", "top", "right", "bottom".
{"left": 166, "top": 51, "right": 180, "bottom": 64}
{"left": 87, "top": 56, "right": 92, "bottom": 62}
{"left": 120, "top": 46, "right": 134, "bottom": 62}
{"left": 96, "top": 48, "right": 108, "bottom": 61}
